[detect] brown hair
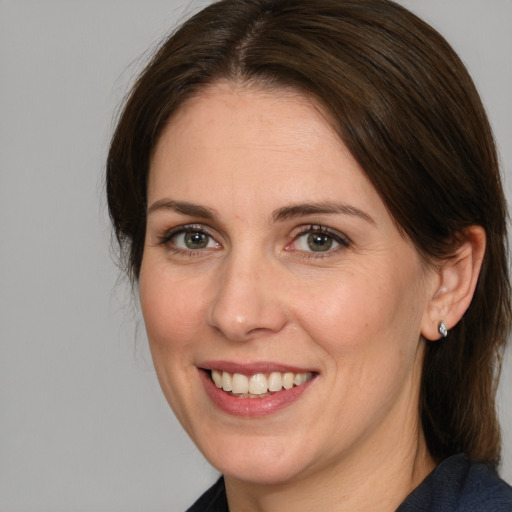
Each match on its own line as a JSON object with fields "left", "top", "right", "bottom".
{"left": 106, "top": 0, "right": 511, "bottom": 468}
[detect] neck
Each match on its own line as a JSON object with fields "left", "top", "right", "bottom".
{"left": 224, "top": 421, "right": 435, "bottom": 512}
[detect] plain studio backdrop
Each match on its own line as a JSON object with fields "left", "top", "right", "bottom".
{"left": 0, "top": 1, "right": 511, "bottom": 510}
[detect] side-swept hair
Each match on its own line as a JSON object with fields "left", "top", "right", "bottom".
{"left": 107, "top": 0, "right": 511, "bottom": 468}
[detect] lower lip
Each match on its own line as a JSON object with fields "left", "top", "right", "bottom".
{"left": 199, "top": 370, "right": 316, "bottom": 418}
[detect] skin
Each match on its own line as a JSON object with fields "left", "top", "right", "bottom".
{"left": 139, "top": 81, "right": 449, "bottom": 511}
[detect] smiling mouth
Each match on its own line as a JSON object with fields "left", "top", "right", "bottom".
{"left": 208, "top": 370, "right": 315, "bottom": 398}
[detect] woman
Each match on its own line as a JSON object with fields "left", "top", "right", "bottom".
{"left": 106, "top": 0, "right": 512, "bottom": 510}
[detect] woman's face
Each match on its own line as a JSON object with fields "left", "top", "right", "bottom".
{"left": 140, "top": 83, "right": 438, "bottom": 485}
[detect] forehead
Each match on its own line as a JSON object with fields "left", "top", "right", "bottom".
{"left": 153, "top": 81, "right": 340, "bottom": 162}
{"left": 148, "top": 81, "right": 387, "bottom": 222}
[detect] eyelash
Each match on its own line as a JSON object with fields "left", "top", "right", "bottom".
{"left": 157, "top": 223, "right": 350, "bottom": 257}
{"left": 157, "top": 224, "right": 220, "bottom": 257}
{"left": 288, "top": 224, "right": 351, "bottom": 258}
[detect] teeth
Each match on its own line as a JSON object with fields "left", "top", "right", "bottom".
{"left": 294, "top": 373, "right": 308, "bottom": 386}
{"left": 232, "top": 373, "right": 249, "bottom": 394}
{"left": 221, "top": 371, "right": 232, "bottom": 392}
{"left": 212, "top": 370, "right": 222, "bottom": 388}
{"left": 248, "top": 374, "right": 268, "bottom": 395}
{"left": 268, "top": 372, "right": 283, "bottom": 392}
{"left": 210, "top": 370, "right": 313, "bottom": 396}
{"left": 283, "top": 372, "right": 294, "bottom": 390}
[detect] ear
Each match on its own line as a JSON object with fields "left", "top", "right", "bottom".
{"left": 421, "top": 226, "right": 486, "bottom": 341}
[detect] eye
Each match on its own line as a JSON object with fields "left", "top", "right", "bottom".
{"left": 159, "top": 225, "right": 220, "bottom": 252}
{"left": 176, "top": 230, "right": 215, "bottom": 250}
{"left": 301, "top": 232, "right": 336, "bottom": 252}
{"left": 289, "top": 225, "right": 349, "bottom": 254}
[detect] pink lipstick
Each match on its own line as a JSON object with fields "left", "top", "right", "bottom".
{"left": 198, "top": 362, "right": 318, "bottom": 417}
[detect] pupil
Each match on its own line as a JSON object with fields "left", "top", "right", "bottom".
{"left": 307, "top": 233, "right": 332, "bottom": 252}
{"left": 185, "top": 232, "right": 208, "bottom": 249}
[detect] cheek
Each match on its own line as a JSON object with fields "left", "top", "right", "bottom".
{"left": 292, "top": 273, "right": 376, "bottom": 338}
{"left": 292, "top": 266, "right": 425, "bottom": 359}
{"left": 294, "top": 270, "right": 427, "bottom": 427}
{"left": 139, "top": 267, "right": 208, "bottom": 351}
{"left": 138, "top": 265, "right": 209, "bottom": 426}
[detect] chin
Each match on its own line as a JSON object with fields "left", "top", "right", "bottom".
{"left": 194, "top": 427, "right": 320, "bottom": 486}
{"left": 215, "top": 454, "right": 309, "bottom": 486}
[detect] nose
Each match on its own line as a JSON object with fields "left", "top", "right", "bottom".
{"left": 206, "top": 253, "right": 287, "bottom": 342}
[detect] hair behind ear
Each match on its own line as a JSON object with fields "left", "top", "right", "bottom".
{"left": 420, "top": 225, "right": 510, "bottom": 467}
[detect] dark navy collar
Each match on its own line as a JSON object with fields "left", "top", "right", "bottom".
{"left": 397, "top": 453, "right": 512, "bottom": 511}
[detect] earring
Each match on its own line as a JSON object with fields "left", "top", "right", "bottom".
{"left": 438, "top": 321, "right": 448, "bottom": 338}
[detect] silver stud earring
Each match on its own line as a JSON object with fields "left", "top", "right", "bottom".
{"left": 438, "top": 321, "right": 448, "bottom": 338}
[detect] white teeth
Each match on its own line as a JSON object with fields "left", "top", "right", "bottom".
{"left": 221, "top": 372, "right": 232, "bottom": 392}
{"left": 212, "top": 370, "right": 222, "bottom": 388}
{"left": 294, "top": 373, "right": 308, "bottom": 386}
{"left": 211, "top": 370, "right": 313, "bottom": 396}
{"left": 283, "top": 372, "right": 294, "bottom": 390}
{"left": 248, "top": 374, "right": 268, "bottom": 395}
{"left": 232, "top": 373, "right": 249, "bottom": 394}
{"left": 268, "top": 372, "right": 283, "bottom": 392}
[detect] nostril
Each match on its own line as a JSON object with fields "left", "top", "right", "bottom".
{"left": 206, "top": 266, "right": 287, "bottom": 341}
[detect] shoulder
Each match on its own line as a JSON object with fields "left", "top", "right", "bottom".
{"left": 398, "top": 454, "right": 512, "bottom": 512}
{"left": 185, "top": 477, "right": 228, "bottom": 512}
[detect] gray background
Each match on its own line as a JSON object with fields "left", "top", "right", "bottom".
{"left": 0, "top": 1, "right": 510, "bottom": 510}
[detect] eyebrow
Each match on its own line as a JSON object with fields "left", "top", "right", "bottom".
{"left": 147, "top": 198, "right": 374, "bottom": 224}
{"left": 272, "top": 202, "right": 375, "bottom": 224}
{"left": 147, "top": 199, "right": 216, "bottom": 219}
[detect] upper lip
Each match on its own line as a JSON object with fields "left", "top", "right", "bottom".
{"left": 199, "top": 360, "right": 317, "bottom": 375}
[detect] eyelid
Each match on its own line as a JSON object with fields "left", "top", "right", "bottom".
{"left": 157, "top": 223, "right": 221, "bottom": 249}
{"left": 286, "top": 224, "right": 351, "bottom": 254}
{"left": 154, "top": 223, "right": 349, "bottom": 258}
